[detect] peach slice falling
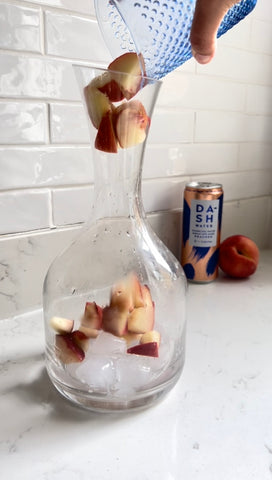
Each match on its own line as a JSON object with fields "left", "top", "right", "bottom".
{"left": 108, "top": 52, "right": 145, "bottom": 100}
{"left": 83, "top": 53, "right": 149, "bottom": 153}
{"left": 90, "top": 70, "right": 124, "bottom": 102}
{"left": 84, "top": 84, "right": 113, "bottom": 129}
{"left": 114, "top": 100, "right": 150, "bottom": 149}
{"left": 95, "top": 111, "right": 119, "bottom": 153}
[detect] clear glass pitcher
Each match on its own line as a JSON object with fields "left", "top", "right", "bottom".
{"left": 95, "top": 0, "right": 257, "bottom": 78}
{"left": 43, "top": 64, "right": 187, "bottom": 412}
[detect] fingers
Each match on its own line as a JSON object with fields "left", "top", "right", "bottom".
{"left": 190, "top": 0, "right": 239, "bottom": 64}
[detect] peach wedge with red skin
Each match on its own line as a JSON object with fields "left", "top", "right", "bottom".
{"left": 108, "top": 52, "right": 145, "bottom": 100}
{"left": 114, "top": 100, "right": 150, "bottom": 149}
{"left": 127, "top": 342, "right": 159, "bottom": 358}
{"left": 95, "top": 111, "right": 119, "bottom": 153}
{"left": 55, "top": 333, "right": 85, "bottom": 364}
{"left": 71, "top": 330, "right": 90, "bottom": 352}
{"left": 219, "top": 234, "right": 259, "bottom": 278}
{"left": 81, "top": 301, "right": 103, "bottom": 330}
{"left": 90, "top": 70, "right": 124, "bottom": 102}
{"left": 102, "top": 306, "right": 129, "bottom": 337}
{"left": 97, "top": 78, "right": 124, "bottom": 103}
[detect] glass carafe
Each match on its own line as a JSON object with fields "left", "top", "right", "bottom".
{"left": 43, "top": 65, "right": 187, "bottom": 412}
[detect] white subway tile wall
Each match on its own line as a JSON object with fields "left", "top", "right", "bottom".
{"left": 0, "top": 3, "right": 41, "bottom": 53}
{"left": 0, "top": 102, "right": 48, "bottom": 144}
{"left": 0, "top": 0, "right": 271, "bottom": 319}
{"left": 45, "top": 11, "right": 110, "bottom": 62}
{"left": 21, "top": 0, "right": 95, "bottom": 16}
{"left": 0, "top": 189, "right": 51, "bottom": 234}
{"left": 49, "top": 103, "right": 89, "bottom": 143}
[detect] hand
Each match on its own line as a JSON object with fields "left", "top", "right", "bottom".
{"left": 190, "top": 0, "right": 240, "bottom": 64}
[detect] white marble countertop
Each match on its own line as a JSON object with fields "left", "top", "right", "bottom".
{"left": 1, "top": 250, "right": 272, "bottom": 480}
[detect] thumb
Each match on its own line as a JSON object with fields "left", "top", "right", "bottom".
{"left": 190, "top": 0, "right": 239, "bottom": 64}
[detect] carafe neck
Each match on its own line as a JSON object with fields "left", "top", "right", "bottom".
{"left": 91, "top": 145, "right": 144, "bottom": 220}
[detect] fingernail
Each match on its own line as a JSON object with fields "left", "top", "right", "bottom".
{"left": 193, "top": 53, "right": 213, "bottom": 64}
{"left": 191, "top": 48, "right": 213, "bottom": 64}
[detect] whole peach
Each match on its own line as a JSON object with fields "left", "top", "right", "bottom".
{"left": 219, "top": 235, "right": 259, "bottom": 278}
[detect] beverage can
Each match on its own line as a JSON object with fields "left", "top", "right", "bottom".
{"left": 181, "top": 182, "right": 224, "bottom": 283}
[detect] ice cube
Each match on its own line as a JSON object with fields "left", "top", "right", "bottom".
{"left": 114, "top": 355, "right": 154, "bottom": 396}
{"left": 151, "top": 341, "right": 173, "bottom": 373}
{"left": 67, "top": 330, "right": 175, "bottom": 397}
{"left": 74, "top": 355, "right": 118, "bottom": 393}
{"left": 90, "top": 331, "right": 127, "bottom": 356}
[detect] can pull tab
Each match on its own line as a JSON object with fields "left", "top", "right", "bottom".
{"left": 95, "top": 0, "right": 257, "bottom": 79}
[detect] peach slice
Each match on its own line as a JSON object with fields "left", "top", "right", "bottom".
{"left": 127, "top": 341, "right": 159, "bottom": 358}
{"left": 129, "top": 273, "right": 145, "bottom": 308}
{"left": 97, "top": 79, "right": 124, "bottom": 103}
{"left": 81, "top": 301, "right": 103, "bottom": 330}
{"left": 141, "top": 284, "right": 153, "bottom": 307}
{"left": 140, "top": 330, "right": 161, "bottom": 346}
{"left": 98, "top": 79, "right": 124, "bottom": 102}
{"left": 90, "top": 70, "right": 124, "bottom": 103}
{"left": 50, "top": 316, "right": 74, "bottom": 334}
{"left": 95, "top": 111, "right": 119, "bottom": 153}
{"left": 84, "top": 84, "right": 113, "bottom": 129}
{"left": 110, "top": 277, "right": 133, "bottom": 312}
{"left": 114, "top": 100, "right": 150, "bottom": 149}
{"left": 71, "top": 330, "right": 90, "bottom": 352}
{"left": 108, "top": 52, "right": 145, "bottom": 99}
{"left": 127, "top": 302, "right": 155, "bottom": 334}
{"left": 102, "top": 306, "right": 128, "bottom": 337}
{"left": 122, "top": 331, "right": 143, "bottom": 346}
{"left": 55, "top": 333, "right": 85, "bottom": 364}
{"left": 78, "top": 325, "right": 100, "bottom": 339}
{"left": 109, "top": 273, "right": 146, "bottom": 310}
{"left": 101, "top": 273, "right": 148, "bottom": 336}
